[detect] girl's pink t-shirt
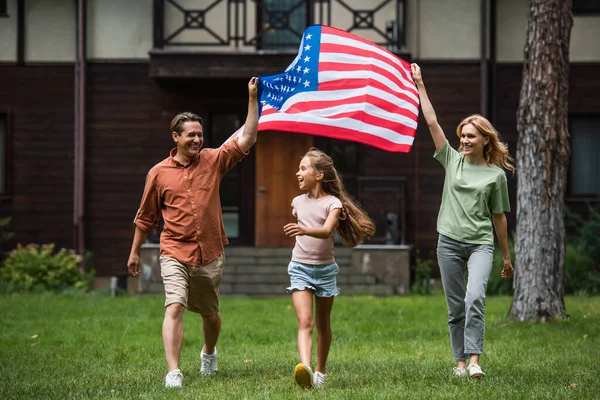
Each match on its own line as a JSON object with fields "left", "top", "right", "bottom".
{"left": 291, "top": 194, "right": 343, "bottom": 265}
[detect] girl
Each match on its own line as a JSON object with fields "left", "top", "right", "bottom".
{"left": 283, "top": 147, "right": 375, "bottom": 388}
{"left": 411, "top": 63, "right": 514, "bottom": 378}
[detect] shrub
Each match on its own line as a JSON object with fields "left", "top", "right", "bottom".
{"left": 566, "top": 204, "right": 600, "bottom": 261}
{"left": 564, "top": 203, "right": 600, "bottom": 294}
{"left": 411, "top": 251, "right": 433, "bottom": 295}
{"left": 0, "top": 217, "right": 14, "bottom": 246}
{"left": 564, "top": 243, "right": 600, "bottom": 295}
{"left": 0, "top": 243, "right": 94, "bottom": 293}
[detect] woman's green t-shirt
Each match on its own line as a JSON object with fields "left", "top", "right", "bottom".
{"left": 434, "top": 141, "right": 510, "bottom": 245}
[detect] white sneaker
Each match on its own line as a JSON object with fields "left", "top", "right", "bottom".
{"left": 165, "top": 369, "right": 183, "bottom": 388}
{"left": 294, "top": 363, "right": 313, "bottom": 388}
{"left": 452, "top": 367, "right": 467, "bottom": 377}
{"left": 313, "top": 371, "right": 327, "bottom": 388}
{"left": 200, "top": 347, "right": 218, "bottom": 375}
{"left": 467, "top": 363, "right": 485, "bottom": 377}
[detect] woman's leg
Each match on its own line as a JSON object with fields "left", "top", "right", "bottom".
{"left": 437, "top": 235, "right": 468, "bottom": 366}
{"left": 314, "top": 295, "right": 335, "bottom": 374}
{"left": 292, "top": 289, "right": 314, "bottom": 367}
{"left": 464, "top": 244, "right": 494, "bottom": 366}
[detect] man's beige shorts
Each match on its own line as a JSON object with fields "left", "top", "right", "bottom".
{"left": 159, "top": 254, "right": 224, "bottom": 316}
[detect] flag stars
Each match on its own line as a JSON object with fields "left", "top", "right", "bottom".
{"left": 306, "top": 33, "right": 312, "bottom": 40}
{"left": 304, "top": 44, "right": 311, "bottom": 51}
{"left": 303, "top": 80, "right": 310, "bottom": 87}
{"left": 296, "top": 65, "right": 302, "bottom": 72}
{"left": 303, "top": 67, "right": 310, "bottom": 74}
{"left": 303, "top": 56, "right": 310, "bottom": 63}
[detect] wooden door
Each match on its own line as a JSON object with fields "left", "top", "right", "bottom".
{"left": 255, "top": 131, "right": 313, "bottom": 247}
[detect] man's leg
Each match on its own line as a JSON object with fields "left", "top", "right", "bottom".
{"left": 160, "top": 256, "right": 191, "bottom": 374}
{"left": 202, "top": 312, "right": 221, "bottom": 355}
{"left": 163, "top": 303, "right": 186, "bottom": 371}
{"left": 188, "top": 254, "right": 224, "bottom": 374}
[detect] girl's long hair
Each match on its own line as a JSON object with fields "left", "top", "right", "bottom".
{"left": 456, "top": 114, "right": 516, "bottom": 173}
{"left": 304, "top": 148, "right": 376, "bottom": 247}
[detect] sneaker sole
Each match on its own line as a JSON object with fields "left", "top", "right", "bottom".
{"left": 294, "top": 364, "right": 313, "bottom": 388}
{"left": 469, "top": 372, "right": 485, "bottom": 378}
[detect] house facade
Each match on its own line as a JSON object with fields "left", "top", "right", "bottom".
{"left": 0, "top": 0, "right": 599, "bottom": 278}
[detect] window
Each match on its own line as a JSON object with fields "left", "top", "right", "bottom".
{"left": 259, "top": 0, "right": 308, "bottom": 50}
{"left": 569, "top": 116, "right": 600, "bottom": 196}
{"left": 209, "top": 113, "right": 243, "bottom": 240}
{"left": 573, "top": 0, "right": 600, "bottom": 14}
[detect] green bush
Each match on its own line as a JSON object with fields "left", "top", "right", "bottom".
{"left": 0, "top": 217, "right": 14, "bottom": 246}
{"left": 566, "top": 204, "right": 600, "bottom": 261}
{"left": 0, "top": 243, "right": 94, "bottom": 293}
{"left": 564, "top": 243, "right": 600, "bottom": 295}
{"left": 564, "top": 203, "right": 600, "bottom": 294}
{"left": 411, "top": 251, "right": 433, "bottom": 295}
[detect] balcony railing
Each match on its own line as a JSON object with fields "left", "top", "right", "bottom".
{"left": 153, "top": 0, "right": 407, "bottom": 52}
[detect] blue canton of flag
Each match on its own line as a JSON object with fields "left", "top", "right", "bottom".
{"left": 258, "top": 26, "right": 321, "bottom": 115}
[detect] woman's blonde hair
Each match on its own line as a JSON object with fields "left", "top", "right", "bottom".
{"left": 456, "top": 114, "right": 516, "bottom": 173}
{"left": 303, "top": 148, "right": 376, "bottom": 247}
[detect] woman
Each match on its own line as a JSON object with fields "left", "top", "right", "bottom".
{"left": 411, "top": 63, "right": 514, "bottom": 377}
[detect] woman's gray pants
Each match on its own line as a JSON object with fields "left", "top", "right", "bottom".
{"left": 437, "top": 234, "right": 494, "bottom": 361}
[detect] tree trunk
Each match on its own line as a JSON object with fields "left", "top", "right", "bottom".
{"left": 510, "top": 0, "right": 573, "bottom": 322}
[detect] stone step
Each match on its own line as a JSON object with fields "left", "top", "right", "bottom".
{"left": 136, "top": 245, "right": 410, "bottom": 296}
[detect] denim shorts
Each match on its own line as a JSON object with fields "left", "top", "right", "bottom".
{"left": 286, "top": 260, "right": 340, "bottom": 297}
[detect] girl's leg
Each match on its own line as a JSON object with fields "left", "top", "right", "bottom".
{"left": 292, "top": 289, "right": 314, "bottom": 367}
{"left": 314, "top": 295, "right": 335, "bottom": 373}
{"left": 437, "top": 235, "right": 468, "bottom": 366}
{"left": 464, "top": 244, "right": 494, "bottom": 366}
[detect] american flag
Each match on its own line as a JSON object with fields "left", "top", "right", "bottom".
{"left": 229, "top": 25, "right": 419, "bottom": 152}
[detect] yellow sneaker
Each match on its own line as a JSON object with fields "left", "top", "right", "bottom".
{"left": 294, "top": 363, "right": 313, "bottom": 388}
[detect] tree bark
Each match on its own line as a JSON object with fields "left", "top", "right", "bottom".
{"left": 510, "top": 0, "right": 573, "bottom": 322}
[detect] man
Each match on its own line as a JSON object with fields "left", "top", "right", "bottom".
{"left": 127, "top": 77, "right": 259, "bottom": 388}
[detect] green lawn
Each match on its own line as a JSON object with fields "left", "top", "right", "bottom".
{"left": 1, "top": 293, "right": 598, "bottom": 399}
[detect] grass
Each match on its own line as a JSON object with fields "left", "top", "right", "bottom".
{"left": 1, "top": 293, "right": 599, "bottom": 399}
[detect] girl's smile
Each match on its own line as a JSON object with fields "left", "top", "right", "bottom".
{"left": 296, "top": 157, "right": 320, "bottom": 191}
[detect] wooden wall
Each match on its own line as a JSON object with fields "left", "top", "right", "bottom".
{"left": 1, "top": 62, "right": 599, "bottom": 277}
{"left": 0, "top": 65, "right": 75, "bottom": 251}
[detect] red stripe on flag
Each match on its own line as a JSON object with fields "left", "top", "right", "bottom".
{"left": 281, "top": 95, "right": 418, "bottom": 123}
{"left": 257, "top": 120, "right": 413, "bottom": 152}
{"left": 319, "top": 44, "right": 417, "bottom": 96}
{"left": 317, "top": 79, "right": 420, "bottom": 110}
